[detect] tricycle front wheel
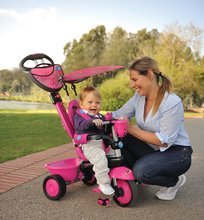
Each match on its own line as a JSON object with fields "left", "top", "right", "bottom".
{"left": 113, "top": 180, "right": 138, "bottom": 207}
{"left": 43, "top": 174, "right": 66, "bottom": 200}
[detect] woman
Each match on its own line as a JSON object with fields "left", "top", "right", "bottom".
{"left": 112, "top": 57, "right": 192, "bottom": 200}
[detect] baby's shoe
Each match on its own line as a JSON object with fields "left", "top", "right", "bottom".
{"left": 99, "top": 184, "right": 115, "bottom": 195}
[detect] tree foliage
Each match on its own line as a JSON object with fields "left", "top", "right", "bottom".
{"left": 99, "top": 70, "right": 134, "bottom": 111}
{"left": 62, "top": 25, "right": 106, "bottom": 72}
{"left": 0, "top": 68, "right": 32, "bottom": 95}
{"left": 1, "top": 23, "right": 203, "bottom": 109}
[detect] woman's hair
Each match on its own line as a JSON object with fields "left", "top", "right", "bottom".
{"left": 129, "top": 56, "right": 172, "bottom": 114}
{"left": 79, "top": 86, "right": 101, "bottom": 101}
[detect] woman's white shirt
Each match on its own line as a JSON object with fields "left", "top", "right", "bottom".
{"left": 112, "top": 92, "right": 191, "bottom": 151}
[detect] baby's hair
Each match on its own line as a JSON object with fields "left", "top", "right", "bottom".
{"left": 79, "top": 86, "right": 101, "bottom": 101}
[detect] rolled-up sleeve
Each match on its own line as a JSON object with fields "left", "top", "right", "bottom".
{"left": 155, "top": 101, "right": 184, "bottom": 151}
{"left": 155, "top": 131, "right": 169, "bottom": 145}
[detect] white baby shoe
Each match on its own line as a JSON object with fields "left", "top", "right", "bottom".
{"left": 99, "top": 184, "right": 115, "bottom": 195}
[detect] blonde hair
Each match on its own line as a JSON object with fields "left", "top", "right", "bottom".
{"left": 129, "top": 57, "right": 172, "bottom": 114}
{"left": 79, "top": 86, "right": 101, "bottom": 101}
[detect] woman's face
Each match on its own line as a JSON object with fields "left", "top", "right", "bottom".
{"left": 129, "top": 70, "right": 153, "bottom": 97}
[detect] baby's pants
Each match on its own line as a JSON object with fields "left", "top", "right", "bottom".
{"left": 82, "top": 140, "right": 110, "bottom": 185}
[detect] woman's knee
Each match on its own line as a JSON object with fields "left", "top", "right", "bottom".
{"left": 132, "top": 162, "right": 147, "bottom": 182}
{"left": 132, "top": 159, "right": 157, "bottom": 183}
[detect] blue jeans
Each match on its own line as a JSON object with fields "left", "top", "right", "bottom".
{"left": 121, "top": 134, "right": 192, "bottom": 187}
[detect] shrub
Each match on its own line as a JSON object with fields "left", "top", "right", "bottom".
{"left": 99, "top": 70, "right": 134, "bottom": 111}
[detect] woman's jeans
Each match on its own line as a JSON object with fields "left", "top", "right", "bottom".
{"left": 121, "top": 134, "right": 193, "bottom": 187}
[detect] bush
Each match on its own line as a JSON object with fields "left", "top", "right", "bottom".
{"left": 99, "top": 70, "right": 134, "bottom": 111}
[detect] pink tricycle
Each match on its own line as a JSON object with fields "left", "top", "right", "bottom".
{"left": 19, "top": 53, "right": 138, "bottom": 207}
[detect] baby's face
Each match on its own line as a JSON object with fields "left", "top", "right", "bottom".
{"left": 80, "top": 93, "right": 101, "bottom": 115}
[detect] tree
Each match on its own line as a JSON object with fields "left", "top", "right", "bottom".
{"left": 100, "top": 26, "right": 130, "bottom": 66}
{"left": 154, "top": 31, "right": 204, "bottom": 108}
{"left": 0, "top": 69, "right": 13, "bottom": 93}
{"left": 62, "top": 25, "right": 106, "bottom": 73}
{"left": 164, "top": 22, "right": 203, "bottom": 57}
{"left": 134, "top": 28, "right": 159, "bottom": 57}
{"left": 0, "top": 68, "right": 32, "bottom": 95}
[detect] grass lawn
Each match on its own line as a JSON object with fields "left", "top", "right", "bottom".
{"left": 0, "top": 109, "right": 203, "bottom": 163}
{"left": 184, "top": 111, "right": 204, "bottom": 117}
{"left": 0, "top": 110, "right": 70, "bottom": 163}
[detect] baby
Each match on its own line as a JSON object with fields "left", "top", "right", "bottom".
{"left": 74, "top": 86, "right": 114, "bottom": 195}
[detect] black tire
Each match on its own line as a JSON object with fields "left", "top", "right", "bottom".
{"left": 113, "top": 180, "right": 138, "bottom": 207}
{"left": 43, "top": 174, "right": 66, "bottom": 200}
{"left": 82, "top": 174, "right": 97, "bottom": 186}
{"left": 80, "top": 162, "right": 96, "bottom": 186}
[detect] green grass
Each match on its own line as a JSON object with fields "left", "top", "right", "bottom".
{"left": 0, "top": 110, "right": 70, "bottom": 163}
{"left": 184, "top": 111, "right": 204, "bottom": 117}
{"left": 0, "top": 109, "right": 203, "bottom": 163}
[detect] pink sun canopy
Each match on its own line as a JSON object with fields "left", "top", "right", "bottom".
{"left": 63, "top": 66, "right": 125, "bottom": 83}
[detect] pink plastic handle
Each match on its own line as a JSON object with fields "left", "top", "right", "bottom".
{"left": 105, "top": 112, "right": 113, "bottom": 120}
{"left": 113, "top": 119, "right": 128, "bottom": 138}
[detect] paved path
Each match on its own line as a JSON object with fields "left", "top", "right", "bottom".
{"left": 0, "top": 118, "right": 203, "bottom": 220}
{"left": 0, "top": 143, "right": 76, "bottom": 193}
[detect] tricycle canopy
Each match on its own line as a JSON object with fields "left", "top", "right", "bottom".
{"left": 19, "top": 53, "right": 125, "bottom": 92}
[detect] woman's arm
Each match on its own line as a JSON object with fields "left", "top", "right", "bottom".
{"left": 127, "top": 123, "right": 166, "bottom": 148}
{"left": 128, "top": 101, "right": 184, "bottom": 149}
{"left": 112, "top": 94, "right": 137, "bottom": 119}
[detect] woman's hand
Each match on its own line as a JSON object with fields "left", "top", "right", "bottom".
{"left": 127, "top": 120, "right": 134, "bottom": 133}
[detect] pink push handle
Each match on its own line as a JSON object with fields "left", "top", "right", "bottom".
{"left": 104, "top": 112, "right": 113, "bottom": 120}
{"left": 113, "top": 119, "right": 128, "bottom": 138}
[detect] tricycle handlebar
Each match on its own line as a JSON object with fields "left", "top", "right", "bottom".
{"left": 19, "top": 53, "right": 54, "bottom": 71}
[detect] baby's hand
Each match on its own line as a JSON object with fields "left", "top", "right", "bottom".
{"left": 92, "top": 119, "right": 103, "bottom": 127}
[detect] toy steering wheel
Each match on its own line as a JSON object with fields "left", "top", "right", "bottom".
{"left": 19, "top": 53, "right": 54, "bottom": 71}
